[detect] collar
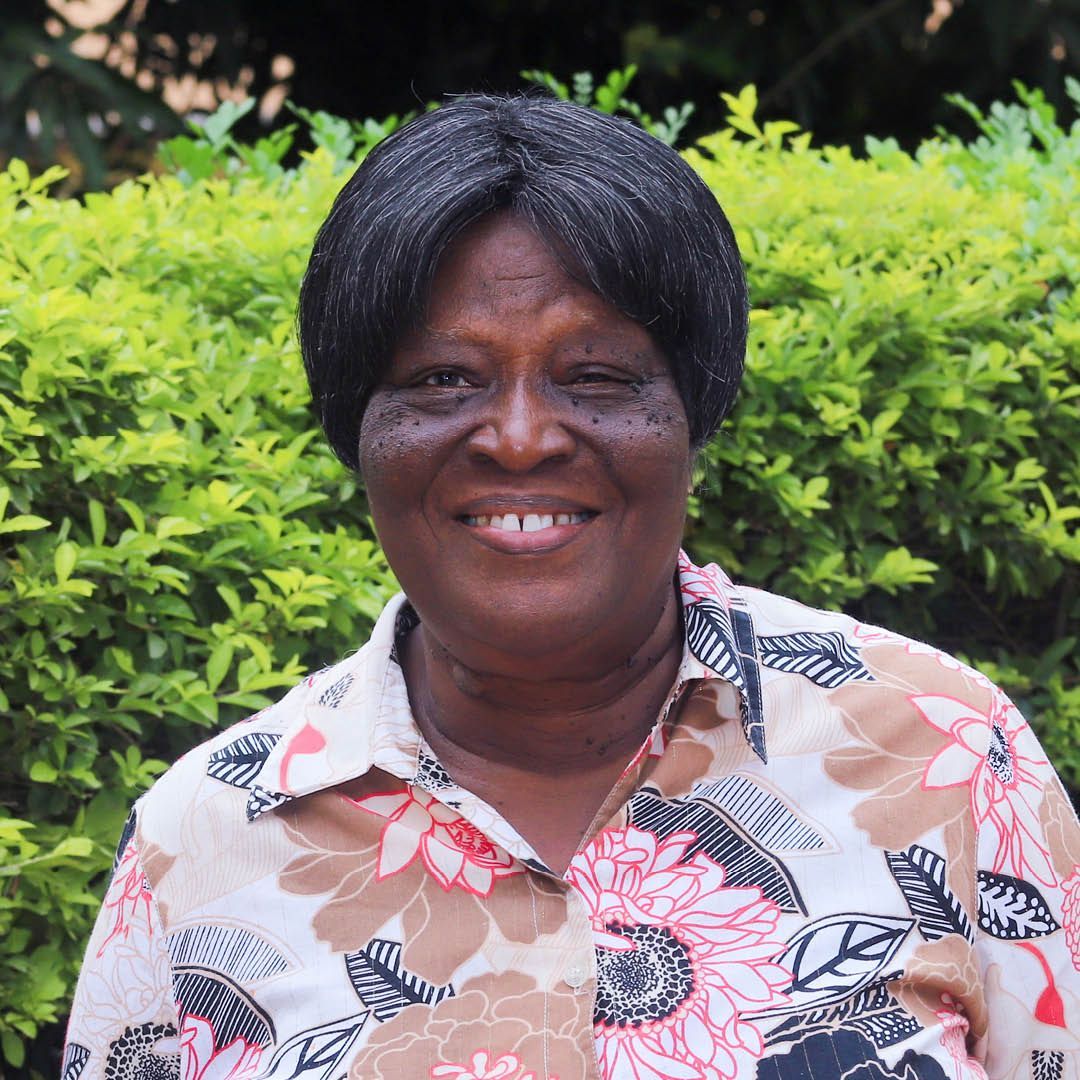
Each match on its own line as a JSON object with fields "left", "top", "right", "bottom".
{"left": 246, "top": 550, "right": 764, "bottom": 821}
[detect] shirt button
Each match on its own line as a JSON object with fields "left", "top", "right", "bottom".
{"left": 563, "top": 964, "right": 588, "bottom": 989}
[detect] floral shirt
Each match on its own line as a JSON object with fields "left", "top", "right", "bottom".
{"left": 64, "top": 552, "right": 1080, "bottom": 1080}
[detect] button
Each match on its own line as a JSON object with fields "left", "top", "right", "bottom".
{"left": 563, "top": 964, "right": 588, "bottom": 989}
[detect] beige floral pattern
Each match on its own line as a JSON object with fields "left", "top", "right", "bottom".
{"left": 347, "top": 973, "right": 592, "bottom": 1079}
{"left": 64, "top": 555, "right": 1080, "bottom": 1080}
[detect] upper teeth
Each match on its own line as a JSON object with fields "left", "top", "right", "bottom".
{"left": 463, "top": 512, "right": 590, "bottom": 531}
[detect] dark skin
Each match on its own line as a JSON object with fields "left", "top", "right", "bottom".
{"left": 358, "top": 213, "right": 694, "bottom": 875}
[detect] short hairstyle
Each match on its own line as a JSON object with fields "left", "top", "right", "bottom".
{"left": 298, "top": 93, "right": 748, "bottom": 470}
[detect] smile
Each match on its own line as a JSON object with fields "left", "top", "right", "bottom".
{"left": 461, "top": 512, "right": 594, "bottom": 532}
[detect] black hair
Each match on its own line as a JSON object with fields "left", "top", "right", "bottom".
{"left": 298, "top": 93, "right": 748, "bottom": 470}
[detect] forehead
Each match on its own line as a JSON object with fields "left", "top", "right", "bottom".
{"left": 414, "top": 213, "right": 649, "bottom": 351}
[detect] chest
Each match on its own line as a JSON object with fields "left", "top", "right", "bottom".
{"left": 153, "top": 765, "right": 987, "bottom": 1080}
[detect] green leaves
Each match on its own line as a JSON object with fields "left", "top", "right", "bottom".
{"left": 1, "top": 74, "right": 1079, "bottom": 1066}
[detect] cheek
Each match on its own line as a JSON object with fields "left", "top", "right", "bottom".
{"left": 592, "top": 390, "right": 692, "bottom": 497}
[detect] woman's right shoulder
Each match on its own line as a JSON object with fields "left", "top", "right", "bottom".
{"left": 130, "top": 647, "right": 366, "bottom": 842}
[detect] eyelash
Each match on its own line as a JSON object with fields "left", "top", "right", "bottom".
{"left": 412, "top": 366, "right": 640, "bottom": 390}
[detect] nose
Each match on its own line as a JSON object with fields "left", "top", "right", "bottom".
{"left": 465, "top": 379, "right": 576, "bottom": 472}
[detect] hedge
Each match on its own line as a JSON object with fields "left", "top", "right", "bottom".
{"left": 1, "top": 75, "right": 1078, "bottom": 1071}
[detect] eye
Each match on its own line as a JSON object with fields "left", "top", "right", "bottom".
{"left": 569, "top": 367, "right": 639, "bottom": 388}
{"left": 421, "top": 370, "right": 473, "bottom": 388}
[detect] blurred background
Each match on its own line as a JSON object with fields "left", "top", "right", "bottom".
{"left": 2, "top": 0, "right": 1079, "bottom": 194}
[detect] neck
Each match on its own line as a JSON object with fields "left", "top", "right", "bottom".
{"left": 401, "top": 582, "right": 684, "bottom": 777}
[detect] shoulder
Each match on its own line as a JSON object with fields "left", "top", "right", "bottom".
{"left": 732, "top": 579, "right": 995, "bottom": 696}
{"left": 131, "top": 644, "right": 373, "bottom": 848}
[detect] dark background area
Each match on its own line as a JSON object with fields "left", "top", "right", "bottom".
{"left": 2, "top": 0, "right": 1079, "bottom": 193}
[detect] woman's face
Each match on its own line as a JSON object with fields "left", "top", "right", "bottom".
{"left": 359, "top": 213, "right": 693, "bottom": 672}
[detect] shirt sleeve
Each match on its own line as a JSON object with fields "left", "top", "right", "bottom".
{"left": 62, "top": 807, "right": 180, "bottom": 1080}
{"left": 973, "top": 686, "right": 1080, "bottom": 1080}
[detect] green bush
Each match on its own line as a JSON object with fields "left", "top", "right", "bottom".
{"left": 1, "top": 76, "right": 1077, "bottom": 1069}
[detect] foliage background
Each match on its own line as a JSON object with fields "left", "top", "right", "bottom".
{"left": 0, "top": 15, "right": 1079, "bottom": 1077}
{"left": 3, "top": 0, "right": 1080, "bottom": 193}
{"left": 2, "top": 0, "right": 1080, "bottom": 1071}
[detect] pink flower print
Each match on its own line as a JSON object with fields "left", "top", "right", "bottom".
{"left": 349, "top": 788, "right": 522, "bottom": 896}
{"left": 180, "top": 1014, "right": 263, "bottom": 1080}
{"left": 677, "top": 553, "right": 735, "bottom": 606}
{"left": 1062, "top": 870, "right": 1080, "bottom": 971}
{"left": 96, "top": 838, "right": 154, "bottom": 957}
{"left": 430, "top": 1050, "right": 552, "bottom": 1080}
{"left": 916, "top": 688, "right": 1055, "bottom": 886}
{"left": 936, "top": 999, "right": 988, "bottom": 1080}
{"left": 566, "top": 826, "right": 790, "bottom": 1080}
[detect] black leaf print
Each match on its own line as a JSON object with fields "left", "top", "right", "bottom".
{"left": 246, "top": 785, "right": 294, "bottom": 821}
{"left": 630, "top": 789, "right": 806, "bottom": 914}
{"left": 267, "top": 1014, "right": 370, "bottom": 1080}
{"left": 104, "top": 1023, "right": 179, "bottom": 1080}
{"left": 61, "top": 1042, "right": 90, "bottom": 1080}
{"left": 317, "top": 672, "right": 353, "bottom": 709}
{"left": 731, "top": 607, "right": 766, "bottom": 763}
{"left": 886, "top": 846, "right": 974, "bottom": 942}
{"left": 173, "top": 966, "right": 275, "bottom": 1047}
{"left": 684, "top": 599, "right": 741, "bottom": 682}
{"left": 207, "top": 731, "right": 281, "bottom": 789}
{"left": 168, "top": 923, "right": 290, "bottom": 983}
{"left": 684, "top": 600, "right": 766, "bottom": 760}
{"left": 765, "top": 983, "right": 922, "bottom": 1052}
{"left": 977, "top": 871, "right": 1061, "bottom": 939}
{"left": 757, "top": 1027, "right": 948, "bottom": 1080}
{"left": 694, "top": 775, "right": 828, "bottom": 853}
{"left": 345, "top": 938, "right": 455, "bottom": 1022}
{"left": 1032, "top": 1050, "right": 1065, "bottom": 1080}
{"left": 758, "top": 630, "right": 873, "bottom": 689}
{"left": 111, "top": 807, "right": 137, "bottom": 874}
{"left": 776, "top": 913, "right": 913, "bottom": 1010}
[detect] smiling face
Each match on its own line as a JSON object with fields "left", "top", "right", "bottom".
{"left": 358, "top": 213, "right": 693, "bottom": 677}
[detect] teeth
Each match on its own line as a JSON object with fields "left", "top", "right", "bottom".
{"left": 465, "top": 511, "right": 592, "bottom": 530}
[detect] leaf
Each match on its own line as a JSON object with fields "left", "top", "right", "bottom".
{"left": 0, "top": 514, "right": 50, "bottom": 534}
{"left": 683, "top": 600, "right": 766, "bottom": 762}
{"left": 976, "top": 871, "right": 1060, "bottom": 939}
{"left": 758, "top": 630, "right": 873, "bottom": 689}
{"left": 168, "top": 924, "right": 289, "bottom": 983}
{"left": 886, "top": 845, "right": 974, "bottom": 942}
{"left": 61, "top": 1042, "right": 90, "bottom": 1080}
{"left": 206, "top": 641, "right": 235, "bottom": 692}
{"left": 267, "top": 1014, "right": 369, "bottom": 1080}
{"left": 207, "top": 731, "right": 281, "bottom": 789}
{"left": 345, "top": 938, "right": 454, "bottom": 1022}
{"left": 173, "top": 968, "right": 273, "bottom": 1046}
{"left": 684, "top": 599, "right": 741, "bottom": 680}
{"left": 1032, "top": 1050, "right": 1065, "bottom": 1080}
{"left": 686, "top": 774, "right": 828, "bottom": 854}
{"left": 53, "top": 541, "right": 78, "bottom": 583}
{"left": 630, "top": 788, "right": 807, "bottom": 914}
{"left": 88, "top": 499, "right": 106, "bottom": 546}
{"left": 776, "top": 913, "right": 914, "bottom": 1009}
{"left": 766, "top": 983, "right": 921, "bottom": 1052}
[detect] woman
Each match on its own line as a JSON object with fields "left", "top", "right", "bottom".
{"left": 65, "top": 95, "right": 1080, "bottom": 1080}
